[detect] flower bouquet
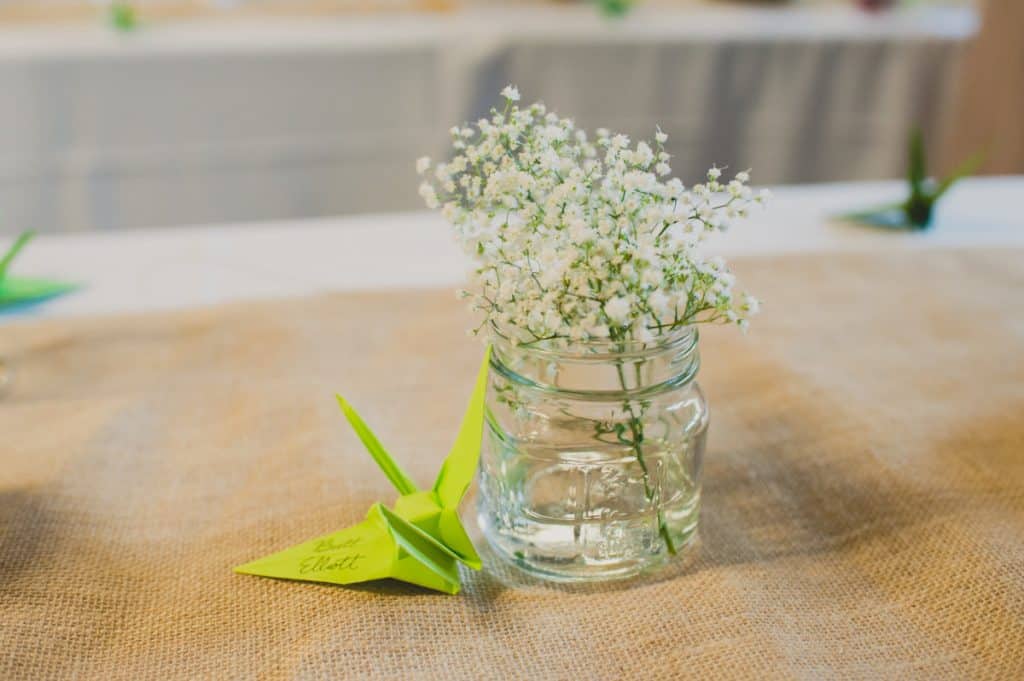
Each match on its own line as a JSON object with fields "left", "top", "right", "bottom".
{"left": 418, "top": 86, "right": 767, "bottom": 581}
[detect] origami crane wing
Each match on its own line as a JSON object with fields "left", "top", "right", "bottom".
{"left": 379, "top": 505, "right": 462, "bottom": 594}
{"left": 433, "top": 345, "right": 492, "bottom": 510}
{"left": 0, "top": 232, "right": 77, "bottom": 311}
{"left": 0, "top": 278, "right": 77, "bottom": 311}
{"left": 425, "top": 346, "right": 492, "bottom": 568}
{"left": 234, "top": 504, "right": 462, "bottom": 594}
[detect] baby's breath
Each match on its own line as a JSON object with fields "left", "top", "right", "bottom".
{"left": 419, "top": 86, "right": 766, "bottom": 347}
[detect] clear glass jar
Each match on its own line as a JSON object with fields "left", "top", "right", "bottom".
{"left": 478, "top": 327, "right": 708, "bottom": 582}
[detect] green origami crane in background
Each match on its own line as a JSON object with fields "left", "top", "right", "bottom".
{"left": 595, "top": 0, "right": 632, "bottom": 17}
{"left": 0, "top": 231, "right": 77, "bottom": 311}
{"left": 235, "top": 348, "right": 491, "bottom": 594}
{"left": 842, "top": 129, "right": 984, "bottom": 230}
{"left": 108, "top": 2, "right": 138, "bottom": 32}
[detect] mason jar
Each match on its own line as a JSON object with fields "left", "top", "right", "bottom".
{"left": 478, "top": 326, "right": 708, "bottom": 582}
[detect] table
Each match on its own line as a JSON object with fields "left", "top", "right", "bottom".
{"left": 4, "top": 177, "right": 1023, "bottom": 321}
{"left": 2, "top": 244, "right": 1022, "bottom": 678}
{"left": 0, "top": 3, "right": 978, "bottom": 233}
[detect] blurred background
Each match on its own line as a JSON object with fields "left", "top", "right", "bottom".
{"left": 0, "top": 0, "right": 1018, "bottom": 235}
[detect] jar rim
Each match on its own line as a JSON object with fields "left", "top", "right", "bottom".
{"left": 488, "top": 323, "right": 698, "bottom": 363}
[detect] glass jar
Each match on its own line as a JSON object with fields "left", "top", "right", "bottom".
{"left": 478, "top": 327, "right": 708, "bottom": 582}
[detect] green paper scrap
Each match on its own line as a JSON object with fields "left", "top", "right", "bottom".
{"left": 0, "top": 232, "right": 78, "bottom": 311}
{"left": 235, "top": 347, "right": 492, "bottom": 595}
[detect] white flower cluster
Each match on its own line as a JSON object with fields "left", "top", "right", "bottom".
{"left": 418, "top": 87, "right": 768, "bottom": 347}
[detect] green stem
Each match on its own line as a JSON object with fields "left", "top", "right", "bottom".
{"left": 614, "top": 362, "right": 677, "bottom": 555}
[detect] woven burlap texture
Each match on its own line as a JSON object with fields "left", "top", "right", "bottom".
{"left": 1, "top": 249, "right": 1022, "bottom": 680}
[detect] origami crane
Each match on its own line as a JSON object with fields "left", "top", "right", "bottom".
{"left": 842, "top": 129, "right": 983, "bottom": 230}
{"left": 235, "top": 348, "right": 491, "bottom": 594}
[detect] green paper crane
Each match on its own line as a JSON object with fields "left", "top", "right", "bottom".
{"left": 235, "top": 348, "right": 491, "bottom": 594}
{"left": 595, "top": 0, "right": 633, "bottom": 17}
{"left": 844, "top": 130, "right": 984, "bottom": 230}
{"left": 0, "top": 231, "right": 77, "bottom": 311}
{"left": 902, "top": 129, "right": 983, "bottom": 228}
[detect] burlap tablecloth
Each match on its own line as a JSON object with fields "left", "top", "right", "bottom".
{"left": 2, "top": 248, "right": 1022, "bottom": 679}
